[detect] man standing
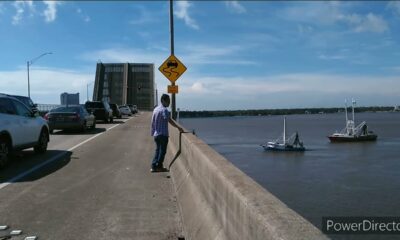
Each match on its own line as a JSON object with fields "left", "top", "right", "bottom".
{"left": 151, "top": 94, "right": 183, "bottom": 172}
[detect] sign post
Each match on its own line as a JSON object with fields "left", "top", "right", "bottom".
{"left": 169, "top": 0, "right": 176, "bottom": 120}
{"left": 159, "top": 0, "right": 187, "bottom": 120}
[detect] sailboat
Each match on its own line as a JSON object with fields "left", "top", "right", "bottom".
{"left": 261, "top": 116, "right": 306, "bottom": 152}
{"left": 328, "top": 99, "right": 377, "bottom": 142}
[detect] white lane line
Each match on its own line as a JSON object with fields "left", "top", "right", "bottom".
{"left": 0, "top": 117, "right": 133, "bottom": 190}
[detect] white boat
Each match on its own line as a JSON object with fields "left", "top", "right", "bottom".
{"left": 328, "top": 99, "right": 377, "bottom": 142}
{"left": 261, "top": 117, "right": 305, "bottom": 152}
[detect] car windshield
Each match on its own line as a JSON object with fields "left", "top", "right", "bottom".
{"left": 85, "top": 102, "right": 103, "bottom": 108}
{"left": 51, "top": 107, "right": 80, "bottom": 113}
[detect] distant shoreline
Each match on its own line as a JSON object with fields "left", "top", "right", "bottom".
{"left": 179, "top": 106, "right": 397, "bottom": 118}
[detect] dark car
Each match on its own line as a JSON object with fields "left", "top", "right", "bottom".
{"left": 45, "top": 105, "right": 96, "bottom": 133}
{"left": 84, "top": 101, "right": 113, "bottom": 123}
{"left": 110, "top": 103, "right": 122, "bottom": 119}
{"left": 127, "top": 104, "right": 138, "bottom": 114}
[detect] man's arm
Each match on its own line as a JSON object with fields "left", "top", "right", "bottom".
{"left": 169, "top": 117, "right": 184, "bottom": 132}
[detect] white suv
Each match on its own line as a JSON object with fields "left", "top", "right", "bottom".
{"left": 0, "top": 94, "right": 50, "bottom": 168}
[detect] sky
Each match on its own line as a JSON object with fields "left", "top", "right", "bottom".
{"left": 0, "top": 1, "right": 399, "bottom": 110}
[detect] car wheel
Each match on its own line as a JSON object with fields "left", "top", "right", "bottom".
{"left": 110, "top": 117, "right": 114, "bottom": 123}
{"left": 0, "top": 137, "right": 10, "bottom": 168}
{"left": 34, "top": 129, "right": 48, "bottom": 154}
{"left": 104, "top": 117, "right": 109, "bottom": 123}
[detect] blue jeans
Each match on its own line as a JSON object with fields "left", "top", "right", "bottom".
{"left": 152, "top": 135, "right": 169, "bottom": 169}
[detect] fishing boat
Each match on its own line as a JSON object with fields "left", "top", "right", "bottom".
{"left": 261, "top": 117, "right": 305, "bottom": 152}
{"left": 328, "top": 99, "right": 377, "bottom": 142}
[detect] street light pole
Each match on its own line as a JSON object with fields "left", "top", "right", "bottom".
{"left": 87, "top": 81, "right": 95, "bottom": 101}
{"left": 27, "top": 61, "right": 30, "bottom": 98}
{"left": 27, "top": 52, "right": 52, "bottom": 98}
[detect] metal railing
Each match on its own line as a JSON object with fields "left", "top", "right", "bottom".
{"left": 36, "top": 104, "right": 61, "bottom": 113}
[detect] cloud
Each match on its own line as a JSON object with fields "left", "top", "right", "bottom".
{"left": 80, "top": 44, "right": 257, "bottom": 67}
{"left": 181, "top": 44, "right": 256, "bottom": 65}
{"left": 0, "top": 66, "right": 93, "bottom": 104}
{"left": 80, "top": 47, "right": 164, "bottom": 64}
{"left": 12, "top": 0, "right": 35, "bottom": 25}
{"left": 382, "top": 66, "right": 400, "bottom": 73}
{"left": 43, "top": 1, "right": 61, "bottom": 23}
{"left": 339, "top": 13, "right": 388, "bottom": 33}
{"left": 281, "top": 3, "right": 388, "bottom": 33}
{"left": 387, "top": 1, "right": 400, "bottom": 17}
{"left": 174, "top": 73, "right": 400, "bottom": 109}
{"left": 353, "top": 13, "right": 388, "bottom": 33}
{"left": 174, "top": 1, "right": 199, "bottom": 30}
{"left": 225, "top": 1, "right": 246, "bottom": 14}
{"left": 187, "top": 82, "right": 206, "bottom": 94}
{"left": 11, "top": 1, "right": 63, "bottom": 24}
{"left": 1, "top": 64, "right": 398, "bottom": 110}
{"left": 318, "top": 53, "right": 346, "bottom": 60}
{"left": 12, "top": 2, "right": 24, "bottom": 25}
{"left": 297, "top": 24, "right": 314, "bottom": 35}
{"left": 0, "top": 3, "right": 4, "bottom": 15}
{"left": 76, "top": 7, "right": 90, "bottom": 22}
{"left": 129, "top": 5, "right": 159, "bottom": 25}
{"left": 179, "top": 73, "right": 400, "bottom": 97}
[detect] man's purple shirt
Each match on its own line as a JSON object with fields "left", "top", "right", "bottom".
{"left": 151, "top": 105, "right": 170, "bottom": 137}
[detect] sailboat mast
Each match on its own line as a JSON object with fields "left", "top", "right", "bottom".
{"left": 283, "top": 116, "right": 286, "bottom": 145}
{"left": 352, "top": 99, "right": 356, "bottom": 125}
{"left": 345, "top": 99, "right": 348, "bottom": 125}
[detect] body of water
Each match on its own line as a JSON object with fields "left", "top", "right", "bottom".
{"left": 180, "top": 112, "right": 400, "bottom": 239}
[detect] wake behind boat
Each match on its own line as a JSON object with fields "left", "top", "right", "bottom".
{"left": 261, "top": 117, "right": 306, "bottom": 152}
{"left": 328, "top": 99, "right": 377, "bottom": 142}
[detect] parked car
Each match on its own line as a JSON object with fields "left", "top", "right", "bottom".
{"left": 84, "top": 101, "right": 113, "bottom": 123}
{"left": 119, "top": 105, "right": 132, "bottom": 116}
{"left": 110, "top": 103, "right": 122, "bottom": 119}
{"left": 127, "top": 104, "right": 138, "bottom": 114}
{"left": 1, "top": 93, "right": 38, "bottom": 113}
{"left": 0, "top": 94, "right": 49, "bottom": 168}
{"left": 45, "top": 105, "right": 96, "bottom": 133}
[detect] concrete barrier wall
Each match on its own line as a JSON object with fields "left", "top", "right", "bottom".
{"left": 166, "top": 122, "right": 329, "bottom": 240}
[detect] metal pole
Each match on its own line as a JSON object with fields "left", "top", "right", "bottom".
{"left": 27, "top": 52, "right": 52, "bottom": 99}
{"left": 27, "top": 61, "right": 30, "bottom": 98}
{"left": 170, "top": 0, "right": 174, "bottom": 56}
{"left": 170, "top": 0, "right": 177, "bottom": 120}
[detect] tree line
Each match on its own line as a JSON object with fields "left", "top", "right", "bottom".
{"left": 179, "top": 106, "right": 396, "bottom": 118}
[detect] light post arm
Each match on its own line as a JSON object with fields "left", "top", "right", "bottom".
{"left": 27, "top": 52, "right": 52, "bottom": 98}
{"left": 28, "top": 52, "right": 53, "bottom": 66}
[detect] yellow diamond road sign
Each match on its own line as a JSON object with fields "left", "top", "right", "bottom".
{"left": 159, "top": 55, "right": 187, "bottom": 83}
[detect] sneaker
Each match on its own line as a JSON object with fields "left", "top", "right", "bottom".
{"left": 150, "top": 168, "right": 157, "bottom": 173}
{"left": 157, "top": 167, "right": 169, "bottom": 172}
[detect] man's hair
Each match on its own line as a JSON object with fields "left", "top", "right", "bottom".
{"left": 161, "top": 94, "right": 170, "bottom": 102}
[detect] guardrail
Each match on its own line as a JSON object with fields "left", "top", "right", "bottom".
{"left": 36, "top": 104, "right": 61, "bottom": 112}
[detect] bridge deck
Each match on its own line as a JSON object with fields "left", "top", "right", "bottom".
{"left": 0, "top": 113, "right": 182, "bottom": 240}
